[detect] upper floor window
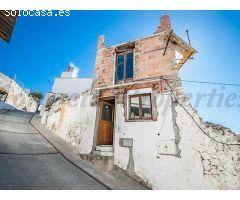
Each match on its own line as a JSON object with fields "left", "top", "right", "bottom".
{"left": 116, "top": 51, "right": 134, "bottom": 83}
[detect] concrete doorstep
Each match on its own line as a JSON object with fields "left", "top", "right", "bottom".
{"left": 31, "top": 114, "right": 147, "bottom": 190}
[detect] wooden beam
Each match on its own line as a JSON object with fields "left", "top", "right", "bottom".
{"left": 163, "top": 30, "right": 173, "bottom": 55}
{"left": 176, "top": 50, "right": 194, "bottom": 69}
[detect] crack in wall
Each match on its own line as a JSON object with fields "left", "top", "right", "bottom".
{"left": 126, "top": 147, "right": 135, "bottom": 176}
{"left": 125, "top": 147, "right": 152, "bottom": 189}
{"left": 171, "top": 101, "right": 181, "bottom": 157}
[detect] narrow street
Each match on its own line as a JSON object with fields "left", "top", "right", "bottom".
{"left": 0, "top": 109, "right": 109, "bottom": 190}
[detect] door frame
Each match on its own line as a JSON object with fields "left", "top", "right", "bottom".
{"left": 94, "top": 97, "right": 116, "bottom": 148}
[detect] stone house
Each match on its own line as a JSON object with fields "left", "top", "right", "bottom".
{"left": 41, "top": 15, "right": 240, "bottom": 189}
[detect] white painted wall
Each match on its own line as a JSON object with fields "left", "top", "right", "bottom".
{"left": 61, "top": 65, "right": 79, "bottom": 78}
{"left": 113, "top": 88, "right": 240, "bottom": 189}
{"left": 51, "top": 78, "right": 92, "bottom": 97}
{"left": 40, "top": 85, "right": 240, "bottom": 189}
{"left": 113, "top": 92, "right": 204, "bottom": 189}
{"left": 41, "top": 93, "right": 97, "bottom": 154}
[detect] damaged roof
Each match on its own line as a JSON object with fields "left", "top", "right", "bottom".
{"left": 0, "top": 11, "right": 18, "bottom": 43}
{"left": 110, "top": 29, "right": 197, "bottom": 70}
{"left": 163, "top": 30, "right": 197, "bottom": 69}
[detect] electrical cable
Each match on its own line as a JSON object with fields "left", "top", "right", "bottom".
{"left": 165, "top": 77, "right": 240, "bottom": 87}
{"left": 162, "top": 77, "right": 240, "bottom": 146}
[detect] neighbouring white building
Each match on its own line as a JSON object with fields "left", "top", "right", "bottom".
{"left": 51, "top": 64, "right": 93, "bottom": 97}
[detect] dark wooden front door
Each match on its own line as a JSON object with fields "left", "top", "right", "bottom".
{"left": 97, "top": 101, "right": 114, "bottom": 145}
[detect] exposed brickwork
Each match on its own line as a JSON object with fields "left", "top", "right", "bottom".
{"left": 93, "top": 47, "right": 115, "bottom": 88}
{"left": 134, "top": 35, "right": 177, "bottom": 81}
{"left": 155, "top": 15, "right": 171, "bottom": 33}
{"left": 98, "top": 79, "right": 176, "bottom": 99}
{"left": 97, "top": 35, "right": 105, "bottom": 50}
{"left": 93, "top": 16, "right": 178, "bottom": 92}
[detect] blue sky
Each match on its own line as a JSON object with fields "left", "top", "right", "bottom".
{"left": 0, "top": 11, "right": 239, "bottom": 132}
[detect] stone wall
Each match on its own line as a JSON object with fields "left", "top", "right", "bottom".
{"left": 41, "top": 92, "right": 97, "bottom": 154}
{"left": 172, "top": 82, "right": 240, "bottom": 189}
{"left": 0, "top": 73, "right": 38, "bottom": 112}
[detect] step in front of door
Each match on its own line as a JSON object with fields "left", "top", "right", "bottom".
{"left": 93, "top": 150, "right": 114, "bottom": 157}
{"left": 96, "top": 145, "right": 113, "bottom": 152}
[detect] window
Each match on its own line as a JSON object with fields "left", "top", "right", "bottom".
{"left": 129, "top": 94, "right": 152, "bottom": 120}
{"left": 102, "top": 103, "right": 113, "bottom": 122}
{"left": 116, "top": 51, "right": 134, "bottom": 83}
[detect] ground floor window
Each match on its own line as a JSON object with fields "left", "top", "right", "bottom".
{"left": 129, "top": 93, "right": 152, "bottom": 120}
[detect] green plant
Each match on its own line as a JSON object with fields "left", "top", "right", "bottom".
{"left": 0, "top": 87, "right": 7, "bottom": 95}
{"left": 29, "top": 92, "right": 43, "bottom": 102}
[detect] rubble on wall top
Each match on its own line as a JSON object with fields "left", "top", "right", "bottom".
{"left": 205, "top": 121, "right": 234, "bottom": 134}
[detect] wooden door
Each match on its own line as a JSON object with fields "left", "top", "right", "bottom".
{"left": 97, "top": 101, "right": 114, "bottom": 145}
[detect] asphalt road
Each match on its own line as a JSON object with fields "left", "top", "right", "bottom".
{"left": 0, "top": 109, "right": 107, "bottom": 190}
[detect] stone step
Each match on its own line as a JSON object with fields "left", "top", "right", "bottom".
{"left": 96, "top": 145, "right": 113, "bottom": 152}
{"left": 93, "top": 150, "right": 114, "bottom": 157}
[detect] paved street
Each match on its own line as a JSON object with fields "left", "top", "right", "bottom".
{"left": 0, "top": 109, "right": 108, "bottom": 190}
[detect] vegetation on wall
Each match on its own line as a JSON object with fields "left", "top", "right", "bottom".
{"left": 0, "top": 87, "right": 7, "bottom": 95}
{"left": 29, "top": 92, "right": 43, "bottom": 102}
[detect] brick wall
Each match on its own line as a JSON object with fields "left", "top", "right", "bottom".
{"left": 93, "top": 15, "right": 178, "bottom": 90}
{"left": 94, "top": 45, "right": 115, "bottom": 88}
{"left": 134, "top": 34, "right": 177, "bottom": 81}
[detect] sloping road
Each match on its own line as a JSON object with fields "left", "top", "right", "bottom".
{"left": 0, "top": 109, "right": 108, "bottom": 190}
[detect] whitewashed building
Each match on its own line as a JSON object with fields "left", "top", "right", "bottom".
{"left": 51, "top": 65, "right": 92, "bottom": 97}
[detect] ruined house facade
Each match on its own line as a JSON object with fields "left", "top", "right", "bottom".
{"left": 92, "top": 15, "right": 195, "bottom": 150}
{"left": 41, "top": 16, "right": 240, "bottom": 189}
